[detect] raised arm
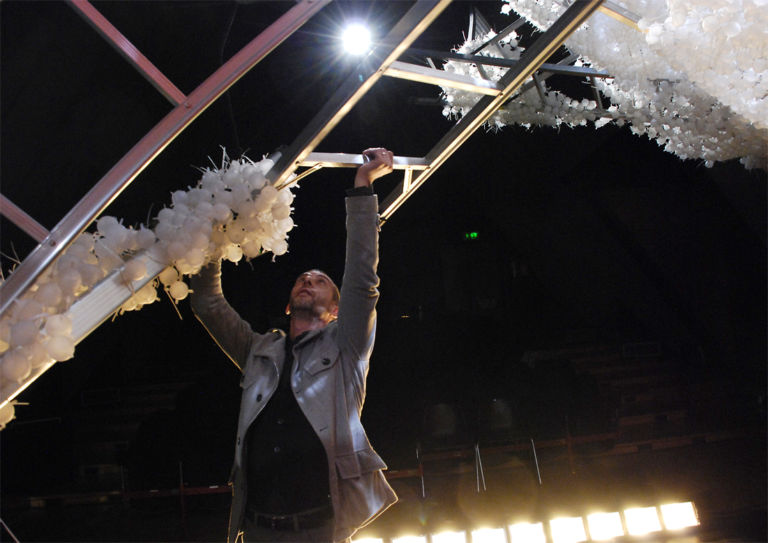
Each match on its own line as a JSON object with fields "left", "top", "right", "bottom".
{"left": 336, "top": 148, "right": 393, "bottom": 358}
{"left": 190, "top": 260, "right": 255, "bottom": 371}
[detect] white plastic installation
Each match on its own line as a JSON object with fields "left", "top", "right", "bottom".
{"left": 0, "top": 154, "right": 297, "bottom": 426}
{"left": 441, "top": 0, "right": 768, "bottom": 169}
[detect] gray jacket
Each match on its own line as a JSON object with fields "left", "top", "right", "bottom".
{"left": 191, "top": 195, "right": 397, "bottom": 542}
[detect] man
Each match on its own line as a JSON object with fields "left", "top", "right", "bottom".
{"left": 190, "top": 148, "right": 397, "bottom": 543}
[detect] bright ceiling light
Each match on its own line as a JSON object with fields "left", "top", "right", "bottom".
{"left": 341, "top": 23, "right": 372, "bottom": 55}
{"left": 352, "top": 539, "right": 383, "bottom": 543}
{"left": 431, "top": 530, "right": 467, "bottom": 543}
{"left": 549, "top": 516, "right": 587, "bottom": 543}
{"left": 509, "top": 521, "right": 546, "bottom": 543}
{"left": 471, "top": 527, "right": 507, "bottom": 543}
{"left": 660, "top": 502, "right": 700, "bottom": 529}
{"left": 624, "top": 507, "right": 662, "bottom": 535}
{"left": 586, "top": 512, "right": 625, "bottom": 540}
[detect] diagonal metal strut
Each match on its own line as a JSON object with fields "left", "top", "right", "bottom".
{"left": 267, "top": 0, "right": 452, "bottom": 190}
{"left": 379, "top": 0, "right": 605, "bottom": 221}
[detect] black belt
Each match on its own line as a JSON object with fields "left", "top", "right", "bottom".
{"left": 245, "top": 504, "right": 333, "bottom": 531}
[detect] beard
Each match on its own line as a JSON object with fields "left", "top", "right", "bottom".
{"left": 289, "top": 295, "right": 319, "bottom": 317}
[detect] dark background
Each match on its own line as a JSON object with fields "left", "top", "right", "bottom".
{"left": 1, "top": 1, "right": 765, "bottom": 541}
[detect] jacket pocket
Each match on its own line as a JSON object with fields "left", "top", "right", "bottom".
{"left": 241, "top": 356, "right": 270, "bottom": 388}
{"left": 304, "top": 345, "right": 340, "bottom": 376}
{"left": 335, "top": 449, "right": 387, "bottom": 480}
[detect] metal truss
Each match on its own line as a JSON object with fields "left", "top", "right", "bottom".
{"left": 269, "top": 0, "right": 609, "bottom": 220}
{"left": 0, "top": 0, "right": 330, "bottom": 317}
{"left": 0, "top": 0, "right": 607, "bottom": 409}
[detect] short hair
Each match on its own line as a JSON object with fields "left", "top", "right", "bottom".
{"left": 302, "top": 269, "right": 340, "bottom": 303}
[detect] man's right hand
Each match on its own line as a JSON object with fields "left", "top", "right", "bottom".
{"left": 355, "top": 148, "right": 394, "bottom": 188}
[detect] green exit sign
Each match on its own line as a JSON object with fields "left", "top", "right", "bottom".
{"left": 464, "top": 231, "right": 479, "bottom": 240}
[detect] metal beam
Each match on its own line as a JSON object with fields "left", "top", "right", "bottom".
{"left": 300, "top": 152, "right": 428, "bottom": 170}
{"left": 384, "top": 60, "right": 501, "bottom": 96}
{"left": 0, "top": 0, "right": 330, "bottom": 317}
{"left": 0, "top": 249, "right": 166, "bottom": 409}
{"left": 280, "top": 152, "right": 429, "bottom": 191}
{"left": 69, "top": 0, "right": 187, "bottom": 106}
{"left": 267, "top": 0, "right": 452, "bottom": 190}
{"left": 379, "top": 0, "right": 605, "bottom": 220}
{"left": 469, "top": 16, "right": 528, "bottom": 55}
{"left": 598, "top": 0, "right": 643, "bottom": 32}
{"left": 512, "top": 52, "right": 579, "bottom": 98}
{"left": 405, "top": 47, "right": 611, "bottom": 78}
{"left": 0, "top": 195, "right": 49, "bottom": 243}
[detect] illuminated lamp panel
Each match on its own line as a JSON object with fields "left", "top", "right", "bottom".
{"left": 661, "top": 502, "right": 700, "bottom": 529}
{"left": 586, "top": 512, "right": 624, "bottom": 540}
{"left": 624, "top": 506, "right": 663, "bottom": 535}
{"left": 471, "top": 527, "right": 507, "bottom": 543}
{"left": 549, "top": 516, "right": 587, "bottom": 543}
{"left": 392, "top": 536, "right": 427, "bottom": 543}
{"left": 509, "top": 521, "right": 546, "bottom": 543}
{"left": 354, "top": 501, "right": 699, "bottom": 543}
{"left": 432, "top": 530, "right": 468, "bottom": 543}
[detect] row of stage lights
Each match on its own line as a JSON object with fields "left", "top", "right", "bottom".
{"left": 354, "top": 502, "right": 699, "bottom": 543}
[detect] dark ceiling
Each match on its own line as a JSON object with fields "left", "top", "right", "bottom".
{"left": 1, "top": 0, "right": 766, "bottom": 483}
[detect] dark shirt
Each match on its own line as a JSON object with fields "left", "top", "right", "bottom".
{"left": 245, "top": 334, "right": 330, "bottom": 513}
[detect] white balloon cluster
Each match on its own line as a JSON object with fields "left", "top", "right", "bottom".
{"left": 0, "top": 154, "right": 297, "bottom": 421}
{"left": 441, "top": 0, "right": 768, "bottom": 169}
{"left": 442, "top": 32, "right": 610, "bottom": 130}
{"left": 142, "top": 154, "right": 295, "bottom": 305}
{"left": 0, "top": 400, "right": 15, "bottom": 429}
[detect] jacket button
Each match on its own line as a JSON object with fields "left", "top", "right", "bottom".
{"left": 256, "top": 394, "right": 263, "bottom": 402}
{"left": 322, "top": 358, "right": 331, "bottom": 366}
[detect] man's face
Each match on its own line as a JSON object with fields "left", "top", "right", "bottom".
{"left": 287, "top": 271, "right": 339, "bottom": 321}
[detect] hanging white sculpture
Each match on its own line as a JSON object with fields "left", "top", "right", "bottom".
{"left": 0, "top": 153, "right": 297, "bottom": 424}
{"left": 441, "top": 0, "right": 768, "bottom": 169}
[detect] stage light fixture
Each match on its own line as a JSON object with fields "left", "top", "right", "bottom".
{"left": 431, "top": 530, "right": 467, "bottom": 543}
{"left": 549, "top": 516, "right": 587, "bottom": 543}
{"left": 586, "top": 512, "right": 624, "bottom": 540}
{"left": 471, "top": 527, "right": 507, "bottom": 543}
{"left": 660, "top": 502, "right": 699, "bottom": 529}
{"left": 508, "top": 521, "right": 546, "bottom": 543}
{"left": 342, "top": 23, "right": 372, "bottom": 55}
{"left": 624, "top": 507, "right": 662, "bottom": 535}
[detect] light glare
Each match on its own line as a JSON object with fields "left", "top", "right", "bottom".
{"left": 586, "top": 512, "right": 625, "bottom": 540}
{"left": 625, "top": 507, "right": 662, "bottom": 535}
{"left": 509, "top": 521, "right": 546, "bottom": 543}
{"left": 431, "top": 530, "right": 467, "bottom": 543}
{"left": 471, "top": 527, "right": 507, "bottom": 543}
{"left": 352, "top": 539, "right": 383, "bottom": 543}
{"left": 392, "top": 536, "right": 427, "bottom": 543}
{"left": 342, "top": 23, "right": 372, "bottom": 55}
{"left": 550, "top": 517, "right": 587, "bottom": 543}
{"left": 661, "top": 502, "right": 699, "bottom": 529}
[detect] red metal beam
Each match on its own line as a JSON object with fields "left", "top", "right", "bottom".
{"left": 0, "top": 195, "right": 49, "bottom": 243}
{"left": 0, "top": 0, "right": 330, "bottom": 316}
{"left": 69, "top": 0, "right": 187, "bottom": 106}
